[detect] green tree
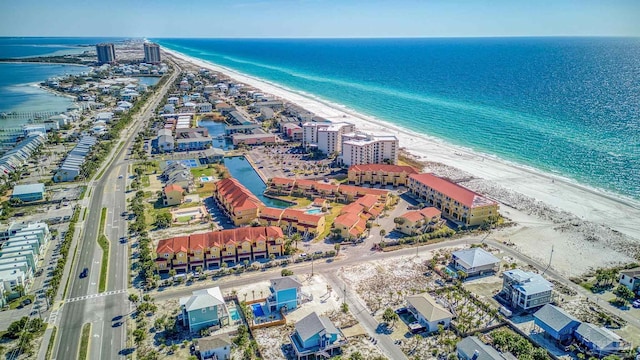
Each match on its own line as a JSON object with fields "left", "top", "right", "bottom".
{"left": 613, "top": 285, "right": 635, "bottom": 301}
{"left": 281, "top": 269, "right": 293, "bottom": 277}
{"left": 334, "top": 243, "right": 341, "bottom": 255}
{"left": 154, "top": 212, "right": 173, "bottom": 229}
{"left": 382, "top": 307, "right": 399, "bottom": 327}
{"left": 341, "top": 302, "right": 349, "bottom": 313}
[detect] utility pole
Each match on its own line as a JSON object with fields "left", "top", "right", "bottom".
{"left": 542, "top": 245, "right": 554, "bottom": 275}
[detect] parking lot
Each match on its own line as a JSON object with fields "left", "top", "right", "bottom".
{"left": 247, "top": 144, "right": 336, "bottom": 180}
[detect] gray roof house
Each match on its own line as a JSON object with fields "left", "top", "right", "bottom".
{"left": 451, "top": 247, "right": 500, "bottom": 278}
{"left": 618, "top": 267, "right": 640, "bottom": 295}
{"left": 290, "top": 312, "right": 345, "bottom": 360}
{"left": 195, "top": 333, "right": 232, "bottom": 360}
{"left": 533, "top": 304, "right": 581, "bottom": 342}
{"left": 574, "top": 323, "right": 630, "bottom": 357}
{"left": 457, "top": 336, "right": 510, "bottom": 360}
{"left": 501, "top": 269, "right": 553, "bottom": 311}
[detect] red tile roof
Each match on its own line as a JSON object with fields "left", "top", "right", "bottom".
{"left": 156, "top": 226, "right": 284, "bottom": 254}
{"left": 334, "top": 212, "right": 361, "bottom": 229}
{"left": 419, "top": 207, "right": 441, "bottom": 219}
{"left": 409, "top": 173, "right": 496, "bottom": 208}
{"left": 260, "top": 207, "right": 284, "bottom": 220}
{"left": 355, "top": 194, "right": 378, "bottom": 209}
{"left": 313, "top": 198, "right": 327, "bottom": 206}
{"left": 215, "top": 178, "right": 264, "bottom": 213}
{"left": 271, "top": 177, "right": 295, "bottom": 186}
{"left": 164, "top": 184, "right": 183, "bottom": 193}
{"left": 399, "top": 210, "right": 426, "bottom": 223}
{"left": 349, "top": 164, "right": 419, "bottom": 174}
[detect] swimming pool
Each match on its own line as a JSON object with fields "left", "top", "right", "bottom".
{"left": 165, "top": 159, "right": 200, "bottom": 168}
{"left": 251, "top": 303, "right": 265, "bottom": 317}
{"left": 229, "top": 307, "right": 240, "bottom": 321}
{"left": 200, "top": 176, "right": 213, "bottom": 182}
{"left": 305, "top": 208, "right": 323, "bottom": 215}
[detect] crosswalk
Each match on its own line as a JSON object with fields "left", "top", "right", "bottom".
{"left": 64, "top": 289, "right": 127, "bottom": 304}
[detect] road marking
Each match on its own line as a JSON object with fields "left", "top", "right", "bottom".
{"left": 48, "top": 310, "right": 59, "bottom": 324}
{"left": 64, "top": 289, "right": 127, "bottom": 304}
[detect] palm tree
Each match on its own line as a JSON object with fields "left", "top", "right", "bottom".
{"left": 14, "top": 285, "right": 25, "bottom": 297}
{"left": 291, "top": 233, "right": 302, "bottom": 250}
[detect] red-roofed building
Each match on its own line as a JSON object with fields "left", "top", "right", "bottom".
{"left": 214, "top": 178, "right": 265, "bottom": 226}
{"left": 155, "top": 226, "right": 284, "bottom": 271}
{"left": 396, "top": 207, "right": 443, "bottom": 236}
{"left": 258, "top": 207, "right": 326, "bottom": 237}
{"left": 348, "top": 164, "right": 419, "bottom": 187}
{"left": 163, "top": 184, "right": 184, "bottom": 206}
{"left": 408, "top": 173, "right": 498, "bottom": 226}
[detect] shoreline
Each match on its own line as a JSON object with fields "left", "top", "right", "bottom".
{"left": 161, "top": 46, "right": 640, "bottom": 242}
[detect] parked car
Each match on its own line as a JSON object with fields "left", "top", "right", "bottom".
{"left": 632, "top": 299, "right": 640, "bottom": 308}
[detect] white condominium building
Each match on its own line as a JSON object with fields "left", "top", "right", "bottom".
{"left": 317, "top": 122, "right": 356, "bottom": 155}
{"left": 340, "top": 132, "right": 399, "bottom": 166}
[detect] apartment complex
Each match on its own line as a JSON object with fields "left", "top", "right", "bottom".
{"left": 214, "top": 178, "right": 265, "bottom": 225}
{"left": 301, "top": 121, "right": 331, "bottom": 148}
{"left": 341, "top": 132, "right": 399, "bottom": 166}
{"left": 408, "top": 173, "right": 498, "bottom": 226}
{"left": 96, "top": 43, "right": 116, "bottom": 64}
{"left": 266, "top": 177, "right": 389, "bottom": 204}
{"left": 348, "top": 164, "right": 419, "bottom": 187}
{"left": 259, "top": 208, "right": 326, "bottom": 236}
{"left": 316, "top": 122, "right": 356, "bottom": 155}
{"left": 155, "top": 226, "right": 285, "bottom": 271}
{"left": 143, "top": 42, "right": 161, "bottom": 64}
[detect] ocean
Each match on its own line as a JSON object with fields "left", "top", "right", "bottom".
{"left": 154, "top": 37, "right": 640, "bottom": 200}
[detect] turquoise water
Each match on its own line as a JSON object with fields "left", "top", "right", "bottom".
{"left": 305, "top": 208, "right": 323, "bottom": 214}
{"left": 137, "top": 77, "right": 161, "bottom": 86}
{"left": 229, "top": 307, "right": 240, "bottom": 321}
{"left": 251, "top": 303, "right": 265, "bottom": 317}
{"left": 0, "top": 63, "right": 88, "bottom": 121}
{"left": 155, "top": 38, "right": 640, "bottom": 200}
{"left": 223, "top": 156, "right": 289, "bottom": 208}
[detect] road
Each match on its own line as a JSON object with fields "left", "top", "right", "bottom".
{"left": 52, "top": 65, "right": 179, "bottom": 360}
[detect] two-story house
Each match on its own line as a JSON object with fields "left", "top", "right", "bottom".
{"left": 405, "top": 293, "right": 453, "bottom": 333}
{"left": 180, "top": 287, "right": 229, "bottom": 333}
{"left": 618, "top": 267, "right": 640, "bottom": 295}
{"left": 290, "top": 312, "right": 346, "bottom": 360}
{"left": 451, "top": 247, "right": 501, "bottom": 278}
{"left": 267, "top": 276, "right": 303, "bottom": 312}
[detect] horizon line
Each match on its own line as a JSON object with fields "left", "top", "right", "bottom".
{"left": 1, "top": 35, "right": 640, "bottom": 40}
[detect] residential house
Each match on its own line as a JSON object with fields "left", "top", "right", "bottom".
{"left": 405, "top": 293, "right": 453, "bottom": 332}
{"left": 395, "top": 207, "right": 442, "bottom": 236}
{"left": 214, "top": 178, "right": 264, "bottom": 226}
{"left": 11, "top": 183, "right": 45, "bottom": 202}
{"left": 456, "top": 336, "right": 511, "bottom": 360}
{"left": 533, "top": 304, "right": 581, "bottom": 343}
{"left": 166, "top": 170, "right": 194, "bottom": 192}
{"left": 408, "top": 173, "right": 499, "bottom": 226}
{"left": 195, "top": 333, "right": 232, "bottom": 360}
{"left": 157, "top": 128, "right": 175, "bottom": 152}
{"left": 163, "top": 184, "right": 184, "bottom": 206}
{"left": 266, "top": 276, "right": 303, "bottom": 312}
{"left": 348, "top": 164, "right": 419, "bottom": 187}
{"left": 290, "top": 312, "right": 346, "bottom": 360}
{"left": 574, "top": 323, "right": 630, "bottom": 357}
{"left": 180, "top": 287, "right": 229, "bottom": 333}
{"left": 155, "top": 227, "right": 284, "bottom": 271}
{"left": 501, "top": 269, "right": 553, "bottom": 311}
{"left": 451, "top": 247, "right": 501, "bottom": 278}
{"left": 618, "top": 267, "right": 640, "bottom": 295}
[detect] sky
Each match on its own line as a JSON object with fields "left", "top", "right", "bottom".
{"left": 1, "top": 0, "right": 639, "bottom": 38}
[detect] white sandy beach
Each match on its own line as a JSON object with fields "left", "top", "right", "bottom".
{"left": 163, "top": 47, "right": 640, "bottom": 275}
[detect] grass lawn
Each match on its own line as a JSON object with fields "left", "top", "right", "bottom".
{"left": 97, "top": 235, "right": 109, "bottom": 293}
{"left": 8, "top": 295, "right": 35, "bottom": 310}
{"left": 78, "top": 323, "right": 91, "bottom": 360}
{"left": 140, "top": 175, "right": 150, "bottom": 188}
{"left": 317, "top": 203, "right": 345, "bottom": 242}
{"left": 177, "top": 216, "right": 192, "bottom": 222}
{"left": 277, "top": 195, "right": 312, "bottom": 208}
{"left": 195, "top": 182, "right": 215, "bottom": 197}
{"left": 190, "top": 167, "right": 213, "bottom": 179}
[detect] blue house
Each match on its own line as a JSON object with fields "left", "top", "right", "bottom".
{"left": 11, "top": 183, "right": 45, "bottom": 202}
{"left": 574, "top": 323, "right": 630, "bottom": 357}
{"left": 290, "top": 312, "right": 345, "bottom": 360}
{"left": 267, "top": 276, "right": 303, "bottom": 312}
{"left": 533, "top": 304, "right": 581, "bottom": 343}
{"left": 180, "top": 286, "right": 229, "bottom": 333}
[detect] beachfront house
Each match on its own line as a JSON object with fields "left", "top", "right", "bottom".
{"left": 180, "top": 287, "right": 229, "bottom": 333}
{"left": 501, "top": 269, "right": 553, "bottom": 311}
{"left": 533, "top": 304, "right": 581, "bottom": 343}
{"left": 266, "top": 276, "right": 303, "bottom": 312}
{"left": 194, "top": 333, "right": 232, "bottom": 360}
{"left": 456, "top": 336, "right": 510, "bottom": 360}
{"left": 574, "top": 323, "right": 630, "bottom": 357}
{"left": 451, "top": 247, "right": 501, "bottom": 278}
{"left": 618, "top": 267, "right": 640, "bottom": 295}
{"left": 405, "top": 293, "right": 453, "bottom": 333}
{"left": 290, "top": 312, "right": 346, "bottom": 360}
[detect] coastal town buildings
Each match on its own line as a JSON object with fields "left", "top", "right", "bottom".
{"left": 96, "top": 43, "right": 116, "bottom": 64}
{"left": 405, "top": 293, "right": 453, "bottom": 333}
{"left": 290, "top": 312, "right": 346, "bottom": 360}
{"left": 162, "top": 184, "right": 184, "bottom": 206}
{"left": 53, "top": 135, "right": 97, "bottom": 182}
{"left": 348, "top": 164, "right": 419, "bottom": 187}
{"left": 408, "top": 173, "right": 499, "bottom": 226}
{"left": 395, "top": 207, "right": 442, "bottom": 236}
{"left": 214, "top": 178, "right": 265, "bottom": 226}
{"left": 340, "top": 132, "right": 399, "bottom": 166}
{"left": 10, "top": 183, "right": 45, "bottom": 202}
{"left": 450, "top": 247, "right": 501, "bottom": 278}
{"left": 259, "top": 207, "right": 326, "bottom": 237}
{"left": 143, "top": 42, "right": 162, "bottom": 64}
{"left": 618, "top": 267, "right": 640, "bottom": 295}
{"left": 316, "top": 122, "right": 356, "bottom": 155}
{"left": 155, "top": 227, "right": 285, "bottom": 271}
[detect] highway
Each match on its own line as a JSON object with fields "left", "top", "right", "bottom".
{"left": 52, "top": 64, "right": 179, "bottom": 360}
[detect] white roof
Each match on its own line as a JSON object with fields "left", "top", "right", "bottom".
{"left": 180, "top": 287, "right": 225, "bottom": 312}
